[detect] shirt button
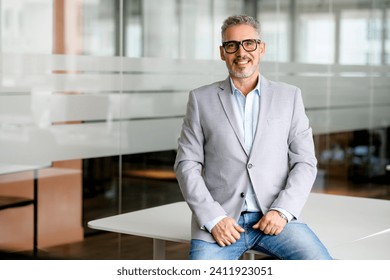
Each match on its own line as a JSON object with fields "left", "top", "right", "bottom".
{"left": 247, "top": 163, "right": 253, "bottom": 169}
{"left": 240, "top": 192, "right": 245, "bottom": 198}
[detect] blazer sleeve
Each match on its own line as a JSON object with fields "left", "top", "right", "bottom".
{"left": 270, "top": 87, "right": 317, "bottom": 218}
{"left": 174, "top": 91, "right": 226, "bottom": 228}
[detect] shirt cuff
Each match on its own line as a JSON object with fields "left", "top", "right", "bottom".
{"left": 204, "top": 215, "right": 226, "bottom": 232}
{"left": 270, "top": 207, "right": 293, "bottom": 222}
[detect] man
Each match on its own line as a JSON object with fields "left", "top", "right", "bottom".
{"left": 174, "top": 15, "right": 331, "bottom": 260}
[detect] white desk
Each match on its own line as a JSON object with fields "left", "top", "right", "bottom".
{"left": 330, "top": 230, "right": 390, "bottom": 260}
{"left": 89, "top": 201, "right": 191, "bottom": 260}
{"left": 0, "top": 163, "right": 51, "bottom": 254}
{"left": 88, "top": 193, "right": 390, "bottom": 260}
{"left": 302, "top": 193, "right": 390, "bottom": 250}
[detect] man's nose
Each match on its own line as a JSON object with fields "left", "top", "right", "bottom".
{"left": 236, "top": 43, "right": 246, "bottom": 55}
{"left": 235, "top": 49, "right": 248, "bottom": 59}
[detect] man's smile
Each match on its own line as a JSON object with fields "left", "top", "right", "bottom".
{"left": 234, "top": 57, "right": 252, "bottom": 66}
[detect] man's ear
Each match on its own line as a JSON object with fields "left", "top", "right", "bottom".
{"left": 258, "top": 41, "right": 266, "bottom": 58}
{"left": 219, "top": 46, "right": 226, "bottom": 61}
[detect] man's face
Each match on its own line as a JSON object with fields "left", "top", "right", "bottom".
{"left": 220, "top": 24, "right": 265, "bottom": 80}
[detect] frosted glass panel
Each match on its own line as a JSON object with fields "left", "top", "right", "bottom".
{"left": 0, "top": 119, "right": 182, "bottom": 164}
{"left": 0, "top": 93, "right": 188, "bottom": 123}
{"left": 0, "top": 0, "right": 389, "bottom": 178}
{"left": 0, "top": 0, "right": 389, "bottom": 255}
{"left": 1, "top": 53, "right": 389, "bottom": 165}
{"left": 308, "top": 106, "right": 390, "bottom": 135}
{"left": 0, "top": 54, "right": 225, "bottom": 165}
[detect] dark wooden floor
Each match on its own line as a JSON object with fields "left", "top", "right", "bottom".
{"left": 2, "top": 175, "right": 389, "bottom": 260}
{"left": 39, "top": 233, "right": 190, "bottom": 260}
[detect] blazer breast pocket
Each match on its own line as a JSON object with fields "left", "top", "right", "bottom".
{"left": 267, "top": 118, "right": 289, "bottom": 127}
{"left": 266, "top": 118, "right": 290, "bottom": 137}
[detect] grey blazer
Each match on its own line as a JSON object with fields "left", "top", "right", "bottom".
{"left": 174, "top": 75, "right": 317, "bottom": 242}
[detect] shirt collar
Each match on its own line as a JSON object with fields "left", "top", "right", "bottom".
{"left": 229, "top": 75, "right": 261, "bottom": 96}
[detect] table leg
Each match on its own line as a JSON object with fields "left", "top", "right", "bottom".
{"left": 243, "top": 252, "right": 255, "bottom": 260}
{"left": 153, "top": 239, "right": 166, "bottom": 260}
{"left": 33, "top": 170, "right": 38, "bottom": 256}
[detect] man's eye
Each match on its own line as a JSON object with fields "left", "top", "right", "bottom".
{"left": 226, "top": 43, "right": 236, "bottom": 48}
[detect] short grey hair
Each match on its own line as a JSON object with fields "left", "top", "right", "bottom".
{"left": 221, "top": 15, "right": 261, "bottom": 41}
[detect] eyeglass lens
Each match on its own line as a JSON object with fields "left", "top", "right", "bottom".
{"left": 223, "top": 39, "right": 260, "bottom": 54}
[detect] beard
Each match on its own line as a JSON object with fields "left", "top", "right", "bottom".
{"left": 227, "top": 56, "right": 259, "bottom": 79}
{"left": 228, "top": 65, "right": 258, "bottom": 78}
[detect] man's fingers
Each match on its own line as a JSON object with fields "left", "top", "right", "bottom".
{"left": 216, "top": 235, "right": 236, "bottom": 247}
{"left": 252, "top": 221, "right": 260, "bottom": 229}
{"left": 263, "top": 224, "right": 273, "bottom": 235}
{"left": 274, "top": 228, "right": 283, "bottom": 235}
{"left": 234, "top": 223, "right": 245, "bottom": 233}
{"left": 212, "top": 217, "right": 244, "bottom": 247}
{"left": 252, "top": 212, "right": 287, "bottom": 235}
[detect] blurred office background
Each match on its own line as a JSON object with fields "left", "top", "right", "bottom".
{"left": 0, "top": 0, "right": 389, "bottom": 259}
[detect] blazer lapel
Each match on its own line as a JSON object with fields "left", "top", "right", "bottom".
{"left": 217, "top": 78, "right": 247, "bottom": 155}
{"left": 251, "top": 76, "right": 273, "bottom": 156}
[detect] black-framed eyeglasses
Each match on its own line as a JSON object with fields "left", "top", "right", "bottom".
{"left": 222, "top": 39, "right": 261, "bottom": 54}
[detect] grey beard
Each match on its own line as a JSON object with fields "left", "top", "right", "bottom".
{"left": 228, "top": 68, "right": 256, "bottom": 78}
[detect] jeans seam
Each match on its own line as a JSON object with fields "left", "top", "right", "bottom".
{"left": 255, "top": 241, "right": 283, "bottom": 260}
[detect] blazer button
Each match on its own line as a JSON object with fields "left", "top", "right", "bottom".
{"left": 240, "top": 192, "right": 245, "bottom": 198}
{"left": 247, "top": 163, "right": 253, "bottom": 169}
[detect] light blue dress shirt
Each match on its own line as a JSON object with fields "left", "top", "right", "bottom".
{"left": 231, "top": 78, "right": 261, "bottom": 213}
{"left": 204, "top": 76, "right": 292, "bottom": 232}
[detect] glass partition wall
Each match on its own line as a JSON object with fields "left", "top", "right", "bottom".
{"left": 0, "top": 0, "right": 389, "bottom": 255}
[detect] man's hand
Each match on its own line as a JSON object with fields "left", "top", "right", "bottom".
{"left": 211, "top": 217, "right": 245, "bottom": 247}
{"left": 252, "top": 210, "right": 287, "bottom": 236}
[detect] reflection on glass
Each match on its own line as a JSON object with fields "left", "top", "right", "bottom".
{"left": 82, "top": 0, "right": 115, "bottom": 56}
{"left": 1, "top": 0, "right": 52, "bottom": 54}
{"left": 386, "top": 9, "right": 390, "bottom": 64}
{"left": 125, "top": 0, "right": 143, "bottom": 57}
{"left": 297, "top": 13, "right": 335, "bottom": 64}
{"left": 340, "top": 9, "right": 382, "bottom": 65}
{"left": 178, "top": 0, "right": 213, "bottom": 59}
{"left": 259, "top": 11, "right": 289, "bottom": 62}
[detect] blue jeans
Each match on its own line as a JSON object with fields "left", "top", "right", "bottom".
{"left": 189, "top": 212, "right": 332, "bottom": 260}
